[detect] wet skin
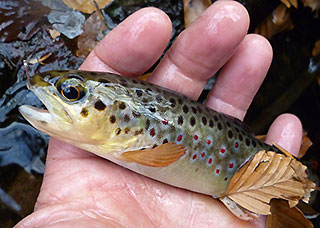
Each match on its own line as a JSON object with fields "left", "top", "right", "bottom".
{"left": 15, "top": 1, "right": 302, "bottom": 228}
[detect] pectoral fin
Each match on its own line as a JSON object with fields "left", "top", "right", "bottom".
{"left": 121, "top": 143, "right": 186, "bottom": 167}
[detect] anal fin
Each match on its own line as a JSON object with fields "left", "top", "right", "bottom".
{"left": 121, "top": 143, "right": 186, "bottom": 167}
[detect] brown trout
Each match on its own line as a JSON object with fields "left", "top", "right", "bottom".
{"left": 19, "top": 70, "right": 309, "bottom": 220}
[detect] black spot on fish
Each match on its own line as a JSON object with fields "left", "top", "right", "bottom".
{"left": 190, "top": 116, "right": 196, "bottom": 126}
{"left": 119, "top": 102, "right": 126, "bottom": 110}
{"left": 146, "top": 119, "right": 150, "bottom": 130}
{"left": 98, "top": 78, "right": 110, "bottom": 84}
{"left": 125, "top": 128, "right": 130, "bottom": 134}
{"left": 142, "top": 98, "right": 148, "bottom": 103}
{"left": 224, "top": 177, "right": 228, "bottom": 181}
{"left": 136, "top": 90, "right": 143, "bottom": 97}
{"left": 197, "top": 106, "right": 202, "bottom": 113}
{"left": 149, "top": 107, "right": 156, "bottom": 113}
{"left": 132, "top": 111, "right": 141, "bottom": 118}
{"left": 80, "top": 108, "right": 89, "bottom": 117}
{"left": 119, "top": 78, "right": 128, "bottom": 86}
{"left": 214, "top": 115, "right": 218, "bottom": 121}
{"left": 235, "top": 127, "right": 240, "bottom": 133}
{"left": 209, "top": 120, "right": 214, "bottom": 128}
{"left": 226, "top": 121, "right": 231, "bottom": 128}
{"left": 252, "top": 140, "right": 257, "bottom": 148}
{"left": 156, "top": 95, "right": 162, "bottom": 102}
{"left": 140, "top": 81, "right": 146, "bottom": 86}
{"left": 132, "top": 79, "right": 138, "bottom": 84}
{"left": 217, "top": 122, "right": 222, "bottom": 130}
{"left": 202, "top": 117, "right": 207, "bottom": 125}
{"left": 110, "top": 115, "right": 116, "bottom": 123}
{"left": 146, "top": 88, "right": 153, "bottom": 95}
{"left": 163, "top": 139, "right": 168, "bottom": 144}
{"left": 178, "top": 116, "right": 183, "bottom": 125}
{"left": 245, "top": 138, "right": 250, "bottom": 146}
{"left": 94, "top": 100, "right": 106, "bottom": 111}
{"left": 90, "top": 72, "right": 99, "bottom": 76}
{"left": 183, "top": 105, "right": 189, "bottom": 113}
{"left": 238, "top": 134, "right": 243, "bottom": 141}
{"left": 124, "top": 114, "right": 130, "bottom": 122}
{"left": 170, "top": 98, "right": 176, "bottom": 107}
{"left": 228, "top": 130, "right": 233, "bottom": 139}
{"left": 178, "top": 98, "right": 183, "bottom": 104}
{"left": 134, "top": 129, "right": 143, "bottom": 136}
{"left": 115, "top": 128, "right": 121, "bottom": 135}
{"left": 192, "top": 107, "right": 197, "bottom": 114}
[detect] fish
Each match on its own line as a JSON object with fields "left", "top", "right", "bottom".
{"left": 19, "top": 70, "right": 314, "bottom": 221}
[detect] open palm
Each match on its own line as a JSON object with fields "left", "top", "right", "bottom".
{"left": 15, "top": 2, "right": 303, "bottom": 228}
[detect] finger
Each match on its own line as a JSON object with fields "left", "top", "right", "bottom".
{"left": 148, "top": 0, "right": 250, "bottom": 100}
{"left": 206, "top": 34, "right": 273, "bottom": 120}
{"left": 80, "top": 7, "right": 172, "bottom": 76}
{"left": 265, "top": 114, "right": 303, "bottom": 156}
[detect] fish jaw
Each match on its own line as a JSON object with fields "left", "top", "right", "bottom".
{"left": 19, "top": 86, "right": 75, "bottom": 139}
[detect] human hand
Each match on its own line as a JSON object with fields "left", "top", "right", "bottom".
{"left": 15, "top": 1, "right": 302, "bottom": 227}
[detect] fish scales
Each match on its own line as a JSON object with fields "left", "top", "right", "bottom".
{"left": 20, "top": 70, "right": 277, "bottom": 198}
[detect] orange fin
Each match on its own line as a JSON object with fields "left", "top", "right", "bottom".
{"left": 121, "top": 143, "right": 186, "bottom": 167}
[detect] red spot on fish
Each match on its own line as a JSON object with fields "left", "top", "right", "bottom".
{"left": 150, "top": 128, "right": 155, "bottom": 137}
{"left": 201, "top": 152, "right": 205, "bottom": 157}
{"left": 162, "top": 119, "right": 168, "bottom": 125}
{"left": 208, "top": 158, "right": 213, "bottom": 164}
{"left": 220, "top": 148, "right": 225, "bottom": 153}
{"left": 163, "top": 139, "right": 168, "bottom": 144}
{"left": 194, "top": 135, "right": 198, "bottom": 140}
{"left": 228, "top": 163, "right": 234, "bottom": 169}
{"left": 206, "top": 139, "right": 211, "bottom": 145}
{"left": 192, "top": 154, "right": 197, "bottom": 160}
{"left": 177, "top": 135, "right": 183, "bottom": 142}
{"left": 235, "top": 142, "right": 239, "bottom": 148}
{"left": 216, "top": 168, "right": 220, "bottom": 174}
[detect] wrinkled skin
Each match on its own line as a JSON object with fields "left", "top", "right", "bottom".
{"left": 15, "top": 1, "right": 303, "bottom": 228}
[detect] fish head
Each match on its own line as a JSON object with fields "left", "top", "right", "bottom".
{"left": 19, "top": 70, "right": 118, "bottom": 146}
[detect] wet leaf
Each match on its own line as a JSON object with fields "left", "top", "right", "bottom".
{"left": 220, "top": 150, "right": 315, "bottom": 215}
{"left": 301, "top": 0, "right": 320, "bottom": 12}
{"left": 49, "top": 29, "right": 61, "bottom": 39}
{"left": 0, "top": 0, "right": 50, "bottom": 42}
{"left": 280, "top": 0, "right": 298, "bottom": 8}
{"left": 254, "top": 4, "right": 294, "bottom": 39}
{"left": 267, "top": 199, "right": 314, "bottom": 228}
{"left": 312, "top": 40, "right": 320, "bottom": 57}
{"left": 298, "top": 132, "right": 313, "bottom": 158}
{"left": 62, "top": 0, "right": 114, "bottom": 14}
{"left": 76, "top": 11, "right": 107, "bottom": 57}
{"left": 183, "top": 0, "right": 211, "bottom": 28}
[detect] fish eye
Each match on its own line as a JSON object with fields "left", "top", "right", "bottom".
{"left": 61, "top": 85, "right": 81, "bottom": 101}
{"left": 56, "top": 77, "right": 87, "bottom": 102}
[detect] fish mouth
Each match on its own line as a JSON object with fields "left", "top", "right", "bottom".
{"left": 19, "top": 87, "right": 73, "bottom": 135}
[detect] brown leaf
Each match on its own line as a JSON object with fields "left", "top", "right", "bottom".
{"left": 298, "top": 132, "right": 313, "bottom": 158}
{"left": 76, "top": 11, "right": 107, "bottom": 57}
{"left": 183, "top": 0, "right": 211, "bottom": 28}
{"left": 301, "top": 0, "right": 320, "bottom": 12}
{"left": 220, "top": 150, "right": 315, "bottom": 216}
{"left": 267, "top": 199, "right": 314, "bottom": 228}
{"left": 280, "top": 0, "right": 298, "bottom": 8}
{"left": 62, "top": 0, "right": 113, "bottom": 14}
{"left": 254, "top": 4, "right": 294, "bottom": 39}
{"left": 312, "top": 40, "right": 320, "bottom": 57}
